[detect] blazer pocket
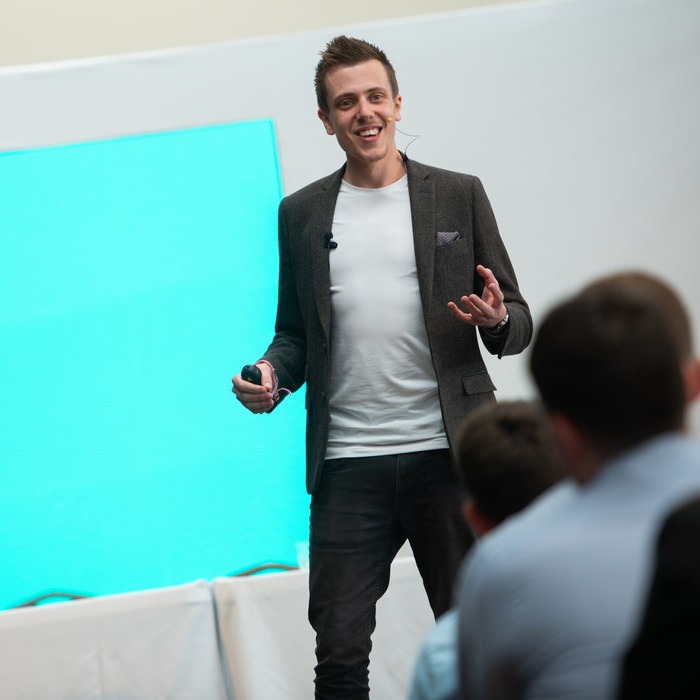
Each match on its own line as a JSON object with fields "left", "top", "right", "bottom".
{"left": 436, "top": 230, "right": 461, "bottom": 246}
{"left": 461, "top": 372, "right": 496, "bottom": 395}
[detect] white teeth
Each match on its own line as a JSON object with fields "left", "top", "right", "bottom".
{"left": 359, "top": 128, "right": 379, "bottom": 137}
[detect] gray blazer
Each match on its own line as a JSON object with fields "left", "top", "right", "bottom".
{"left": 262, "top": 156, "right": 532, "bottom": 494}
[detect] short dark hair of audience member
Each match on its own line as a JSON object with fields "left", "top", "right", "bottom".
{"left": 530, "top": 272, "right": 694, "bottom": 460}
{"left": 314, "top": 35, "right": 400, "bottom": 114}
{"left": 455, "top": 400, "right": 566, "bottom": 534}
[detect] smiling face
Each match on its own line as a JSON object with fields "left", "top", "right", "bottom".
{"left": 318, "top": 59, "right": 403, "bottom": 186}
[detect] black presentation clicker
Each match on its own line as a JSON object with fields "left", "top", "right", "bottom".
{"left": 241, "top": 364, "right": 262, "bottom": 385}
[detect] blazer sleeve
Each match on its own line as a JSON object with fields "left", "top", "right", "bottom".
{"left": 260, "top": 199, "right": 307, "bottom": 402}
{"left": 470, "top": 176, "right": 532, "bottom": 359}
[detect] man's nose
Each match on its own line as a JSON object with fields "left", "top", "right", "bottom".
{"left": 357, "top": 97, "right": 374, "bottom": 118}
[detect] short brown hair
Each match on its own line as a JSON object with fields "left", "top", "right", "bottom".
{"left": 314, "top": 35, "right": 399, "bottom": 114}
{"left": 530, "top": 271, "right": 693, "bottom": 452}
{"left": 455, "top": 401, "right": 565, "bottom": 525}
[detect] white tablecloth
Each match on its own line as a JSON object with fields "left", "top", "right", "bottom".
{"left": 213, "top": 555, "right": 434, "bottom": 700}
{"left": 0, "top": 579, "right": 230, "bottom": 700}
{"left": 0, "top": 558, "right": 434, "bottom": 700}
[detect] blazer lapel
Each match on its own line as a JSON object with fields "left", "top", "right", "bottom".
{"left": 311, "top": 167, "right": 344, "bottom": 344}
{"left": 407, "top": 160, "right": 436, "bottom": 315}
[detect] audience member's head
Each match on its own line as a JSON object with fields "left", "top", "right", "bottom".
{"left": 455, "top": 400, "right": 566, "bottom": 535}
{"left": 530, "top": 271, "right": 700, "bottom": 471}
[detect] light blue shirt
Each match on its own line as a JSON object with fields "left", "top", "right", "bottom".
{"left": 409, "top": 608, "right": 458, "bottom": 700}
{"left": 458, "top": 434, "right": 700, "bottom": 700}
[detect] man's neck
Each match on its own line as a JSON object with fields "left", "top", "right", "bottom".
{"left": 343, "top": 150, "right": 406, "bottom": 188}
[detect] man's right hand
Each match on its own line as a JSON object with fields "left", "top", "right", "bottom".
{"left": 232, "top": 363, "right": 275, "bottom": 414}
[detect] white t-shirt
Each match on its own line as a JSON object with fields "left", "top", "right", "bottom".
{"left": 325, "top": 175, "right": 448, "bottom": 459}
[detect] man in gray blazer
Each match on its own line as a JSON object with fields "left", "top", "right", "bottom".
{"left": 232, "top": 35, "right": 531, "bottom": 699}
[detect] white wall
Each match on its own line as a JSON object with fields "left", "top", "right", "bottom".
{"left": 0, "top": 0, "right": 527, "bottom": 68}
{"left": 2, "top": 0, "right": 699, "bottom": 432}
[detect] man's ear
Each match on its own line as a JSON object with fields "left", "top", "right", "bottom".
{"left": 393, "top": 93, "right": 403, "bottom": 122}
{"left": 684, "top": 357, "right": 700, "bottom": 404}
{"left": 318, "top": 109, "right": 334, "bottom": 135}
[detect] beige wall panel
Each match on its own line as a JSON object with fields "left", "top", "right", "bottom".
{"left": 0, "top": 0, "right": 531, "bottom": 67}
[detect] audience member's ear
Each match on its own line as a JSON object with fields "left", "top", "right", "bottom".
{"left": 684, "top": 357, "right": 700, "bottom": 404}
{"left": 549, "top": 413, "right": 596, "bottom": 483}
{"left": 462, "top": 501, "right": 494, "bottom": 537}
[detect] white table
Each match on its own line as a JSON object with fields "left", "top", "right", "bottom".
{"left": 213, "top": 555, "right": 434, "bottom": 700}
{"left": 0, "top": 579, "right": 230, "bottom": 700}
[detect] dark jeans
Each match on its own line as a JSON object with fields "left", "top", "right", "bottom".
{"left": 308, "top": 448, "right": 474, "bottom": 700}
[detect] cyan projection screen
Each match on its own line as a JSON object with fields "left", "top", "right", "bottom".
{"left": 0, "top": 121, "right": 310, "bottom": 608}
{"left": 1, "top": 0, "right": 699, "bottom": 608}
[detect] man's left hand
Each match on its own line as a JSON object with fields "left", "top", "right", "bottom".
{"left": 447, "top": 264, "right": 507, "bottom": 329}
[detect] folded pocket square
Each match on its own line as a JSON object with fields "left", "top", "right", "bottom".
{"left": 436, "top": 230, "right": 460, "bottom": 246}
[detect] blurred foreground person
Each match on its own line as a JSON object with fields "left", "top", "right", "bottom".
{"left": 617, "top": 493, "right": 700, "bottom": 698}
{"left": 409, "top": 400, "right": 565, "bottom": 700}
{"left": 457, "top": 271, "right": 700, "bottom": 699}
